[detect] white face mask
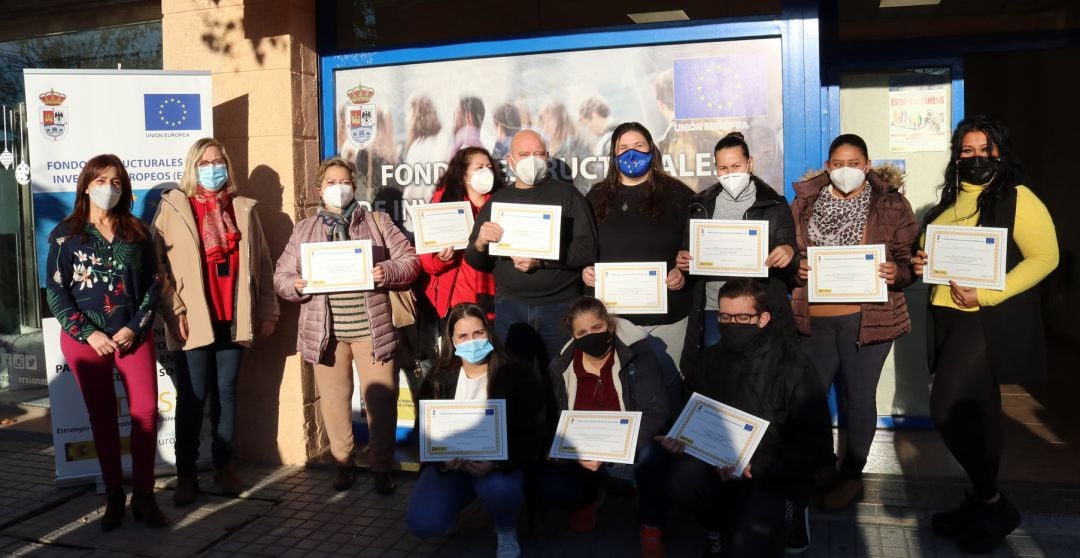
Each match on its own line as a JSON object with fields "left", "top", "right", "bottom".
{"left": 829, "top": 167, "right": 866, "bottom": 194}
{"left": 469, "top": 167, "right": 495, "bottom": 194}
{"left": 718, "top": 172, "right": 751, "bottom": 198}
{"left": 321, "top": 183, "right": 354, "bottom": 209}
{"left": 89, "top": 185, "right": 121, "bottom": 211}
{"left": 511, "top": 155, "right": 549, "bottom": 185}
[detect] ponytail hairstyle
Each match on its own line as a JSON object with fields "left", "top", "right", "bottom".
{"left": 562, "top": 296, "right": 618, "bottom": 338}
{"left": 921, "top": 115, "right": 1025, "bottom": 234}
{"left": 592, "top": 121, "right": 679, "bottom": 224}
{"left": 430, "top": 303, "right": 514, "bottom": 382}
{"left": 713, "top": 131, "right": 751, "bottom": 160}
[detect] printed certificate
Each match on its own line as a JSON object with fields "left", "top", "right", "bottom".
{"left": 300, "top": 240, "right": 374, "bottom": 294}
{"left": 594, "top": 262, "right": 668, "bottom": 315}
{"left": 549, "top": 410, "right": 642, "bottom": 465}
{"left": 924, "top": 225, "right": 1007, "bottom": 291}
{"left": 409, "top": 202, "right": 474, "bottom": 254}
{"left": 688, "top": 219, "right": 769, "bottom": 277}
{"left": 667, "top": 392, "right": 770, "bottom": 476}
{"left": 807, "top": 244, "right": 888, "bottom": 303}
{"left": 488, "top": 202, "right": 562, "bottom": 260}
{"left": 418, "top": 399, "right": 508, "bottom": 462}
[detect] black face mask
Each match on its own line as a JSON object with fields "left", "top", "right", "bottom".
{"left": 575, "top": 331, "right": 613, "bottom": 358}
{"left": 956, "top": 156, "right": 999, "bottom": 186}
{"left": 719, "top": 323, "right": 765, "bottom": 354}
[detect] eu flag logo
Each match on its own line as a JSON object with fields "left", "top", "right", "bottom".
{"left": 144, "top": 94, "right": 201, "bottom": 131}
{"left": 485, "top": 409, "right": 495, "bottom": 415}
{"left": 619, "top": 419, "right": 629, "bottom": 424}
{"left": 672, "top": 55, "right": 767, "bottom": 120}
{"left": 985, "top": 238, "right": 995, "bottom": 244}
{"left": 865, "top": 254, "right": 875, "bottom": 260}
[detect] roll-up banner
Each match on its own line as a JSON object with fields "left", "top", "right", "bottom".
{"left": 24, "top": 69, "right": 213, "bottom": 485}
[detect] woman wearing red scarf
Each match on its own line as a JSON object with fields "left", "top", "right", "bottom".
{"left": 153, "top": 138, "right": 279, "bottom": 506}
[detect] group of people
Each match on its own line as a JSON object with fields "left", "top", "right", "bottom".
{"left": 46, "top": 113, "right": 1057, "bottom": 558}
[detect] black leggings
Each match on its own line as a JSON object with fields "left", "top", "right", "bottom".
{"left": 929, "top": 307, "right": 1002, "bottom": 501}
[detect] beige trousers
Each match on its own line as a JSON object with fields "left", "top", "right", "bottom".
{"left": 313, "top": 338, "right": 398, "bottom": 472}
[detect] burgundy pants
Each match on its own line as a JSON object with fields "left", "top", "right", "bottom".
{"left": 61, "top": 332, "right": 159, "bottom": 490}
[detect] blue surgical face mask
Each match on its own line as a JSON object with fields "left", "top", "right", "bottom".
{"left": 454, "top": 338, "right": 494, "bottom": 365}
{"left": 616, "top": 149, "right": 653, "bottom": 178}
{"left": 197, "top": 164, "right": 228, "bottom": 191}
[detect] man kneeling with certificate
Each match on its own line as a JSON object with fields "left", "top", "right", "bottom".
{"left": 407, "top": 304, "right": 546, "bottom": 558}
{"left": 660, "top": 279, "right": 832, "bottom": 557}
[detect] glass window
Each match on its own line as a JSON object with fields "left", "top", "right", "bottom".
{"left": 0, "top": 21, "right": 161, "bottom": 401}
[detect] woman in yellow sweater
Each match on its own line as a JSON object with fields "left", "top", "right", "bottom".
{"left": 914, "top": 115, "right": 1058, "bottom": 554}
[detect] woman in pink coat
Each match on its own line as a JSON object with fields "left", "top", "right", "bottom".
{"left": 274, "top": 156, "right": 420, "bottom": 494}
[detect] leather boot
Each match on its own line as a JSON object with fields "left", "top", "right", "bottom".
{"left": 332, "top": 465, "right": 355, "bottom": 491}
{"left": 101, "top": 487, "right": 126, "bottom": 532}
{"left": 172, "top": 475, "right": 198, "bottom": 507}
{"left": 372, "top": 471, "right": 396, "bottom": 495}
{"left": 213, "top": 467, "right": 243, "bottom": 498}
{"left": 131, "top": 490, "right": 170, "bottom": 528}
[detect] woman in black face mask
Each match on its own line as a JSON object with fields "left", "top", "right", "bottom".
{"left": 540, "top": 297, "right": 671, "bottom": 558}
{"left": 912, "top": 115, "right": 1059, "bottom": 554}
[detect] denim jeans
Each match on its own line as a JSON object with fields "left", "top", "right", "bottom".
{"left": 406, "top": 466, "right": 525, "bottom": 535}
{"left": 493, "top": 295, "right": 571, "bottom": 374}
{"left": 172, "top": 321, "right": 243, "bottom": 475}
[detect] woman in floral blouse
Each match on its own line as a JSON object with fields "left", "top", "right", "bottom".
{"left": 46, "top": 154, "right": 167, "bottom": 531}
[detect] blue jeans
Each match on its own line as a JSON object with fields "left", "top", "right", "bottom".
{"left": 172, "top": 321, "right": 243, "bottom": 475}
{"left": 703, "top": 310, "right": 721, "bottom": 350}
{"left": 493, "top": 295, "right": 571, "bottom": 373}
{"left": 539, "top": 439, "right": 668, "bottom": 526}
{"left": 406, "top": 466, "right": 525, "bottom": 536}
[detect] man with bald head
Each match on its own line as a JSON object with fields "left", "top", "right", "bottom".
{"left": 467, "top": 130, "right": 598, "bottom": 371}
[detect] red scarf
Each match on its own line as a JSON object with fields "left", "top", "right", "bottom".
{"left": 193, "top": 186, "right": 240, "bottom": 264}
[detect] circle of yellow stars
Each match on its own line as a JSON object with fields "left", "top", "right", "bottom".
{"left": 696, "top": 62, "right": 744, "bottom": 110}
{"left": 157, "top": 98, "right": 189, "bottom": 127}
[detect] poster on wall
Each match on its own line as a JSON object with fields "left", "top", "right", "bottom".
{"left": 330, "top": 38, "right": 785, "bottom": 225}
{"left": 23, "top": 69, "right": 213, "bottom": 283}
{"left": 888, "top": 71, "right": 950, "bottom": 153}
{"left": 25, "top": 69, "right": 214, "bottom": 485}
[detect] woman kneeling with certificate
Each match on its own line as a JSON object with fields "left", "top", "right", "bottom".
{"left": 541, "top": 297, "right": 671, "bottom": 558}
{"left": 407, "top": 304, "right": 545, "bottom": 558}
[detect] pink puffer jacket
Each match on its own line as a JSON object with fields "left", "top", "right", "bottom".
{"left": 273, "top": 208, "right": 420, "bottom": 364}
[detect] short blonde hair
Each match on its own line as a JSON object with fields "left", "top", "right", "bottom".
{"left": 180, "top": 137, "right": 239, "bottom": 196}
{"left": 316, "top": 156, "right": 361, "bottom": 191}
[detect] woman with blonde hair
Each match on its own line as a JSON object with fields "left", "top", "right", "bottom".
{"left": 153, "top": 137, "right": 279, "bottom": 506}
{"left": 274, "top": 156, "right": 420, "bottom": 493}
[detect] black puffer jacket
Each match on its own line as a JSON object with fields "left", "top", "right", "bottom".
{"left": 686, "top": 329, "right": 833, "bottom": 505}
{"left": 548, "top": 322, "right": 671, "bottom": 451}
{"left": 680, "top": 177, "right": 800, "bottom": 373}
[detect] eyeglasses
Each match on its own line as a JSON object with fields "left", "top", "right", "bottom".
{"left": 196, "top": 159, "right": 226, "bottom": 168}
{"left": 717, "top": 313, "right": 760, "bottom": 324}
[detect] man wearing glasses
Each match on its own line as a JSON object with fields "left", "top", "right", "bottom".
{"left": 660, "top": 278, "right": 832, "bottom": 557}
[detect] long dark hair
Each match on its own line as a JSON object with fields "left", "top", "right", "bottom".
{"left": 433, "top": 147, "right": 506, "bottom": 203}
{"left": 61, "top": 154, "right": 147, "bottom": 243}
{"left": 921, "top": 115, "right": 1025, "bottom": 233}
{"left": 428, "top": 303, "right": 514, "bottom": 389}
{"left": 592, "top": 122, "right": 679, "bottom": 223}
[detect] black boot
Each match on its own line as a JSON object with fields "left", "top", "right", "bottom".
{"left": 101, "top": 487, "right": 126, "bottom": 532}
{"left": 173, "top": 475, "right": 199, "bottom": 507}
{"left": 372, "top": 471, "right": 396, "bottom": 495}
{"left": 332, "top": 465, "right": 355, "bottom": 491}
{"left": 957, "top": 493, "right": 1021, "bottom": 554}
{"left": 932, "top": 492, "right": 979, "bottom": 538}
{"left": 131, "top": 490, "right": 170, "bottom": 528}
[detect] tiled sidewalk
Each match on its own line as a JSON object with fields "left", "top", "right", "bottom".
{"left": 2, "top": 429, "right": 1080, "bottom": 557}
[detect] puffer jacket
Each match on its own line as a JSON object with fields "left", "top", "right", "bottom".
{"left": 790, "top": 168, "right": 917, "bottom": 345}
{"left": 273, "top": 207, "right": 420, "bottom": 364}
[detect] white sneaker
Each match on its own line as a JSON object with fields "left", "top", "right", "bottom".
{"left": 495, "top": 528, "right": 521, "bottom": 558}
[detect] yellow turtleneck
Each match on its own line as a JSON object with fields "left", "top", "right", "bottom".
{"left": 924, "top": 183, "right": 1058, "bottom": 311}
